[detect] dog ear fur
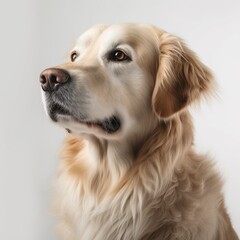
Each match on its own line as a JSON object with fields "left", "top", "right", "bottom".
{"left": 152, "top": 31, "right": 214, "bottom": 119}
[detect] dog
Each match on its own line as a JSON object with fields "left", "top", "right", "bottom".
{"left": 40, "top": 24, "right": 239, "bottom": 240}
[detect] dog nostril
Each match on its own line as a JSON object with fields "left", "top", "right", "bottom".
{"left": 49, "top": 74, "right": 58, "bottom": 83}
{"left": 40, "top": 74, "right": 47, "bottom": 84}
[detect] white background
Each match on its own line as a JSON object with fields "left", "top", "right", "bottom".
{"left": 0, "top": 0, "right": 239, "bottom": 239}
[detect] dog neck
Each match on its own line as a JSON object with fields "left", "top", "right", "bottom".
{"left": 61, "top": 111, "right": 194, "bottom": 199}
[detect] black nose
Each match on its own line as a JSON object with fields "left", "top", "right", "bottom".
{"left": 39, "top": 68, "right": 71, "bottom": 92}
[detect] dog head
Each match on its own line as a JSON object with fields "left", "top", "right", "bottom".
{"left": 40, "top": 24, "right": 213, "bottom": 140}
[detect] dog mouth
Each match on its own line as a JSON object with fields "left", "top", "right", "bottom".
{"left": 80, "top": 116, "right": 121, "bottom": 133}
{"left": 48, "top": 103, "right": 121, "bottom": 134}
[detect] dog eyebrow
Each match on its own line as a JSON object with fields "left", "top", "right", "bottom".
{"left": 109, "top": 41, "right": 125, "bottom": 50}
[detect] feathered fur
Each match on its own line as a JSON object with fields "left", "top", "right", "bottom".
{"left": 41, "top": 24, "right": 238, "bottom": 240}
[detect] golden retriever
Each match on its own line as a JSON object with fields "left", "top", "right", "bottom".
{"left": 40, "top": 24, "right": 239, "bottom": 240}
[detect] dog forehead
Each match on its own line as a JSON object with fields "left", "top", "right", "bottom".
{"left": 75, "top": 24, "right": 154, "bottom": 50}
{"left": 100, "top": 25, "right": 132, "bottom": 42}
{"left": 75, "top": 24, "right": 108, "bottom": 48}
{"left": 99, "top": 24, "right": 153, "bottom": 47}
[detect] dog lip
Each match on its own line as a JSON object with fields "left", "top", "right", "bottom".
{"left": 74, "top": 115, "right": 121, "bottom": 134}
{"left": 48, "top": 103, "right": 71, "bottom": 122}
{"left": 95, "top": 116, "right": 121, "bottom": 133}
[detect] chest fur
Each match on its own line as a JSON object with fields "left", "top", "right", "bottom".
{"left": 55, "top": 164, "right": 219, "bottom": 240}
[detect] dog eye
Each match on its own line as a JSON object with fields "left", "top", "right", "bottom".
{"left": 70, "top": 51, "right": 78, "bottom": 62}
{"left": 108, "top": 50, "right": 131, "bottom": 62}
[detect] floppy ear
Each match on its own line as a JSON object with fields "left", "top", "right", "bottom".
{"left": 152, "top": 31, "right": 214, "bottom": 119}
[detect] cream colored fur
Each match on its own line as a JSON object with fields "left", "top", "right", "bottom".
{"left": 42, "top": 24, "right": 238, "bottom": 240}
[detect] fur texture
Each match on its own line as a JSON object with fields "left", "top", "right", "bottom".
{"left": 41, "top": 24, "right": 239, "bottom": 240}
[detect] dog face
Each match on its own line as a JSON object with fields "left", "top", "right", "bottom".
{"left": 40, "top": 24, "right": 213, "bottom": 140}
